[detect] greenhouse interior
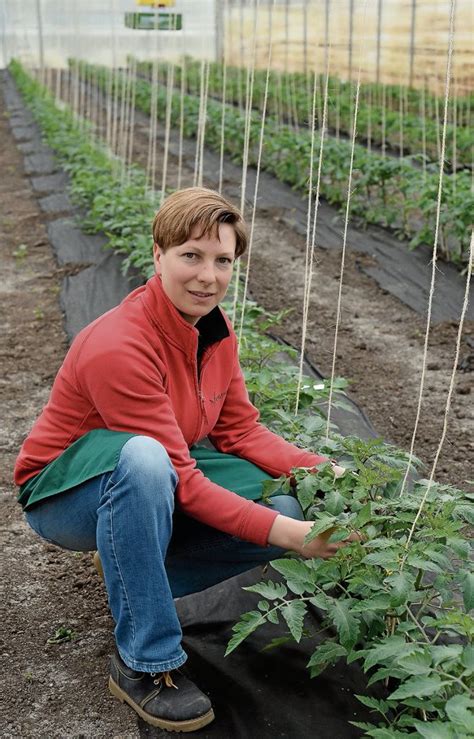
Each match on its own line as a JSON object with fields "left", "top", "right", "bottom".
{"left": 1, "top": 0, "right": 473, "bottom": 737}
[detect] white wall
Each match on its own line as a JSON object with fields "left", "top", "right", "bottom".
{"left": 0, "top": 0, "right": 217, "bottom": 69}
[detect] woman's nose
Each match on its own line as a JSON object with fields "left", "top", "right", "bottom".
{"left": 197, "top": 262, "right": 216, "bottom": 283}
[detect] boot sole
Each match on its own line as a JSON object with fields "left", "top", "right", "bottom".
{"left": 109, "top": 676, "right": 215, "bottom": 732}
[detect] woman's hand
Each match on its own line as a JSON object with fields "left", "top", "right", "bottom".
{"left": 267, "top": 516, "right": 359, "bottom": 560}
{"left": 331, "top": 463, "right": 346, "bottom": 479}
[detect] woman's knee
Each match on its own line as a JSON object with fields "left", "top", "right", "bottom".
{"left": 115, "top": 436, "right": 178, "bottom": 495}
{"left": 268, "top": 494, "right": 305, "bottom": 521}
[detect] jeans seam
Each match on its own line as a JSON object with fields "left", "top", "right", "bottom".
{"left": 119, "top": 649, "right": 188, "bottom": 674}
{"left": 107, "top": 475, "right": 137, "bottom": 652}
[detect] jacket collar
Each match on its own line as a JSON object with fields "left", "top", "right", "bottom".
{"left": 141, "top": 275, "right": 229, "bottom": 355}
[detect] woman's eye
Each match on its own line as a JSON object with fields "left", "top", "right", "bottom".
{"left": 217, "top": 257, "right": 233, "bottom": 265}
{"left": 183, "top": 252, "right": 197, "bottom": 260}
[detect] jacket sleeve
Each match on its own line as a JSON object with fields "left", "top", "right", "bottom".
{"left": 209, "top": 332, "right": 328, "bottom": 476}
{"left": 75, "top": 337, "right": 278, "bottom": 546}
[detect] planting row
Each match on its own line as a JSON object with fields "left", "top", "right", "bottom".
{"left": 72, "top": 60, "right": 473, "bottom": 267}
{"left": 134, "top": 58, "right": 473, "bottom": 169}
{"left": 10, "top": 60, "right": 474, "bottom": 739}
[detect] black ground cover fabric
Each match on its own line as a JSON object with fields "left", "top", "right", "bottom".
{"left": 137, "top": 567, "right": 384, "bottom": 738}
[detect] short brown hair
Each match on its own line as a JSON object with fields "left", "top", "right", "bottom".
{"left": 152, "top": 187, "right": 247, "bottom": 258}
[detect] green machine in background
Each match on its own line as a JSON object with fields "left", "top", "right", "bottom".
{"left": 124, "top": 0, "right": 182, "bottom": 30}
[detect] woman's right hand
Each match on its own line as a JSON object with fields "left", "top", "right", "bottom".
{"left": 267, "top": 516, "right": 359, "bottom": 559}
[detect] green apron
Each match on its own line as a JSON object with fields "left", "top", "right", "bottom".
{"left": 18, "top": 429, "right": 278, "bottom": 510}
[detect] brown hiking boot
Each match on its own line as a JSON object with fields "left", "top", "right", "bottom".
{"left": 109, "top": 648, "right": 215, "bottom": 732}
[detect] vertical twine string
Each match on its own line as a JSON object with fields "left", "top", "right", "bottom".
{"left": 127, "top": 57, "right": 137, "bottom": 173}
{"left": 218, "top": 0, "right": 229, "bottom": 194}
{"left": 197, "top": 60, "right": 210, "bottom": 188}
{"left": 325, "top": 0, "right": 368, "bottom": 439}
{"left": 237, "top": 0, "right": 275, "bottom": 346}
{"left": 232, "top": 0, "right": 259, "bottom": 325}
{"left": 177, "top": 54, "right": 185, "bottom": 190}
{"left": 160, "top": 60, "right": 175, "bottom": 203}
{"left": 399, "top": 0, "right": 457, "bottom": 497}
{"left": 420, "top": 79, "right": 427, "bottom": 180}
{"left": 146, "top": 18, "right": 160, "bottom": 193}
{"left": 295, "top": 47, "right": 331, "bottom": 414}
{"left": 403, "top": 230, "right": 472, "bottom": 553}
{"left": 193, "top": 60, "right": 206, "bottom": 186}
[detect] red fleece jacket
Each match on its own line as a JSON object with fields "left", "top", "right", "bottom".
{"left": 14, "top": 276, "right": 326, "bottom": 546}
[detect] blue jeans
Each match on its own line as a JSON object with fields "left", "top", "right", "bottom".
{"left": 25, "top": 436, "right": 304, "bottom": 673}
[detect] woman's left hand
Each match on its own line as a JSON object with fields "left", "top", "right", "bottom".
{"left": 331, "top": 462, "right": 346, "bottom": 478}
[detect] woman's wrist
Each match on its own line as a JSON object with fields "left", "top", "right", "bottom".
{"left": 267, "top": 514, "right": 310, "bottom": 554}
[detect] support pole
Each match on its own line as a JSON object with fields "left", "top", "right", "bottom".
{"left": 348, "top": 0, "right": 354, "bottom": 81}
{"left": 376, "top": 0, "right": 383, "bottom": 84}
{"left": 35, "top": 0, "right": 44, "bottom": 76}
{"left": 324, "top": 0, "right": 330, "bottom": 72}
{"left": 303, "top": 0, "right": 308, "bottom": 76}
{"left": 409, "top": 0, "right": 417, "bottom": 87}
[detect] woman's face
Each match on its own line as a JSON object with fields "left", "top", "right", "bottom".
{"left": 153, "top": 222, "right": 236, "bottom": 325}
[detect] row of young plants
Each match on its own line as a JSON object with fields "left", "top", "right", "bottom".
{"left": 70, "top": 60, "right": 473, "bottom": 267}
{"left": 10, "top": 60, "right": 473, "bottom": 738}
{"left": 134, "top": 58, "right": 473, "bottom": 169}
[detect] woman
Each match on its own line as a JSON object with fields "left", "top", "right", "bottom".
{"left": 15, "top": 187, "right": 351, "bottom": 733}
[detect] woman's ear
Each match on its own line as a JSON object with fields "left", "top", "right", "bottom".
{"left": 153, "top": 242, "right": 162, "bottom": 275}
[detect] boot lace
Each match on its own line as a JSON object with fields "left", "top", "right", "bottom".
{"left": 150, "top": 671, "right": 178, "bottom": 689}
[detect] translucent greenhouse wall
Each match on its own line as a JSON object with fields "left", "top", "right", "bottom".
{"left": 225, "top": 0, "right": 473, "bottom": 95}
{"left": 1, "top": 0, "right": 472, "bottom": 92}
{"left": 0, "top": 0, "right": 217, "bottom": 69}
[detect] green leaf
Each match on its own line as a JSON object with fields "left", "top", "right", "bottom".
{"left": 266, "top": 609, "right": 280, "bottom": 625}
{"left": 364, "top": 729, "right": 408, "bottom": 738}
{"left": 461, "top": 570, "right": 474, "bottom": 612}
{"left": 261, "top": 635, "right": 293, "bottom": 652}
{"left": 325, "top": 489, "right": 345, "bottom": 516}
{"left": 386, "top": 572, "right": 412, "bottom": 606}
{"left": 244, "top": 580, "right": 288, "bottom": 600}
{"left": 388, "top": 675, "right": 446, "bottom": 700}
{"left": 354, "top": 501, "right": 372, "bottom": 528}
{"left": 430, "top": 644, "right": 463, "bottom": 666}
{"left": 355, "top": 694, "right": 391, "bottom": 716}
{"left": 257, "top": 600, "right": 270, "bottom": 612}
{"left": 445, "top": 694, "right": 474, "bottom": 732}
{"left": 395, "top": 650, "right": 432, "bottom": 675}
{"left": 296, "top": 474, "right": 319, "bottom": 510}
{"left": 363, "top": 636, "right": 409, "bottom": 671}
{"left": 363, "top": 550, "right": 399, "bottom": 569}
{"left": 303, "top": 515, "right": 338, "bottom": 544}
{"left": 327, "top": 600, "right": 359, "bottom": 649}
{"left": 270, "top": 559, "right": 315, "bottom": 594}
{"left": 411, "top": 720, "right": 455, "bottom": 739}
{"left": 446, "top": 537, "right": 471, "bottom": 559}
{"left": 350, "top": 722, "right": 378, "bottom": 733}
{"left": 406, "top": 555, "right": 442, "bottom": 573}
{"left": 225, "top": 610, "right": 264, "bottom": 656}
{"left": 461, "top": 645, "right": 474, "bottom": 671}
{"left": 328, "top": 527, "right": 351, "bottom": 543}
{"left": 306, "top": 642, "right": 347, "bottom": 677}
{"left": 280, "top": 600, "right": 307, "bottom": 643}
{"left": 351, "top": 594, "right": 392, "bottom": 612}
{"left": 309, "top": 593, "right": 332, "bottom": 611}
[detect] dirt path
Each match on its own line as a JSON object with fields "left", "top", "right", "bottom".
{"left": 0, "top": 78, "right": 139, "bottom": 738}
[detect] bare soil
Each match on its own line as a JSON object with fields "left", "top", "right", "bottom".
{"left": 1, "top": 74, "right": 472, "bottom": 738}
{"left": 0, "top": 88, "right": 139, "bottom": 738}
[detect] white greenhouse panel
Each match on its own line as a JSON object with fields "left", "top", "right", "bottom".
{"left": 0, "top": 0, "right": 217, "bottom": 68}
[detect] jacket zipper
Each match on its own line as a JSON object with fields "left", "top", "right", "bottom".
{"left": 192, "top": 345, "right": 218, "bottom": 445}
